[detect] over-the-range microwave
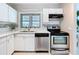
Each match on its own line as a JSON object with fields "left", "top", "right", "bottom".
{"left": 49, "top": 14, "right": 63, "bottom": 18}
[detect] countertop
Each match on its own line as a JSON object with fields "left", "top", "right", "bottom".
{"left": 0, "top": 29, "right": 50, "bottom": 38}
{"left": 0, "top": 30, "right": 20, "bottom": 38}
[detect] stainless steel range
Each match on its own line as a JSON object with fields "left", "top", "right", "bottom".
{"left": 51, "top": 32, "right": 69, "bottom": 49}
{"left": 47, "top": 25, "right": 69, "bottom": 55}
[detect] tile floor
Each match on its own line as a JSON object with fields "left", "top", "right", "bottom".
{"left": 13, "top": 51, "right": 49, "bottom": 55}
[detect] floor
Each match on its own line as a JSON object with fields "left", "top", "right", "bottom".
{"left": 13, "top": 51, "right": 49, "bottom": 55}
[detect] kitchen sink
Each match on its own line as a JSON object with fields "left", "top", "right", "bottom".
{"left": 21, "top": 31, "right": 34, "bottom": 32}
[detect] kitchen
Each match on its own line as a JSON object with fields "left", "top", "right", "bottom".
{"left": 0, "top": 3, "right": 78, "bottom": 55}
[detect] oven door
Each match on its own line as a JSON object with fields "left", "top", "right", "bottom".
{"left": 51, "top": 36, "right": 69, "bottom": 48}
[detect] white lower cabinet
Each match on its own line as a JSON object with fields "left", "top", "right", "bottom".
{"left": 0, "top": 33, "right": 35, "bottom": 55}
{"left": 15, "top": 33, "right": 35, "bottom": 51}
{"left": 14, "top": 35, "right": 25, "bottom": 51}
{"left": 6, "top": 35, "right": 14, "bottom": 55}
{"left": 24, "top": 35, "right": 35, "bottom": 51}
{"left": 0, "top": 34, "right": 15, "bottom": 55}
{"left": 0, "top": 37, "right": 7, "bottom": 55}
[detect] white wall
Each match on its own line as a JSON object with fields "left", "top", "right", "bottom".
{"left": 61, "top": 3, "right": 77, "bottom": 54}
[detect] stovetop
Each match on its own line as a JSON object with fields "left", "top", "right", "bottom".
{"left": 49, "top": 31, "right": 69, "bottom": 36}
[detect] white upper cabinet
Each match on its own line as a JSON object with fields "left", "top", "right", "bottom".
{"left": 0, "top": 3, "right": 8, "bottom": 21}
{"left": 8, "top": 6, "right": 17, "bottom": 23}
{"left": 48, "top": 8, "right": 63, "bottom": 14}
{"left": 42, "top": 9, "right": 49, "bottom": 23}
{"left": 42, "top": 8, "right": 63, "bottom": 23}
{"left": 0, "top": 3, "right": 17, "bottom": 23}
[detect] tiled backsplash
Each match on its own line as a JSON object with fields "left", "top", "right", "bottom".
{"left": 0, "top": 23, "right": 17, "bottom": 32}
{"left": 0, "top": 24, "right": 9, "bottom": 32}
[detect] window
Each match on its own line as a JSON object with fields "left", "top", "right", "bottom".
{"left": 20, "top": 14, "right": 40, "bottom": 28}
{"left": 21, "top": 15, "right": 30, "bottom": 28}
{"left": 31, "top": 15, "right": 40, "bottom": 28}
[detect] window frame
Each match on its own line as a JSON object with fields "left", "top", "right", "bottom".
{"left": 20, "top": 14, "right": 41, "bottom": 28}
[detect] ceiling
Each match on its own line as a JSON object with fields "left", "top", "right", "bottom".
{"left": 8, "top": 3, "right": 63, "bottom": 11}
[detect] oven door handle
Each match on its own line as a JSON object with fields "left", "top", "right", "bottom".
{"left": 54, "top": 49, "right": 67, "bottom": 51}
{"left": 52, "top": 48, "right": 69, "bottom": 51}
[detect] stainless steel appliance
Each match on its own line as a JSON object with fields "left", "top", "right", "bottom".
{"left": 51, "top": 48, "right": 69, "bottom": 55}
{"left": 35, "top": 33, "right": 49, "bottom": 52}
{"left": 50, "top": 32, "right": 69, "bottom": 55}
{"left": 51, "top": 32, "right": 69, "bottom": 49}
{"left": 49, "top": 14, "right": 63, "bottom": 18}
{"left": 47, "top": 25, "right": 69, "bottom": 55}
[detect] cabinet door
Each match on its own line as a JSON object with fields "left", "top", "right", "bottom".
{"left": 24, "top": 34, "right": 35, "bottom": 51}
{"left": 0, "top": 43, "right": 3, "bottom": 55}
{"left": 11, "top": 35, "right": 14, "bottom": 53}
{"left": 14, "top": 35, "right": 25, "bottom": 51}
{"left": 48, "top": 9, "right": 63, "bottom": 14}
{"left": 0, "top": 37, "right": 7, "bottom": 55}
{"left": 13, "top": 9, "right": 17, "bottom": 23}
{"left": 0, "top": 3, "right": 8, "bottom": 21}
{"left": 8, "top": 6, "right": 13, "bottom": 22}
{"left": 43, "top": 9, "right": 49, "bottom": 23}
{"left": 9, "top": 6, "right": 17, "bottom": 23}
{"left": 7, "top": 35, "right": 14, "bottom": 55}
{"left": 48, "top": 9, "right": 55, "bottom": 14}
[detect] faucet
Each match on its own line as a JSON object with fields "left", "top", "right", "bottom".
{"left": 28, "top": 28, "right": 30, "bottom": 31}
{"left": 27, "top": 27, "right": 31, "bottom": 31}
